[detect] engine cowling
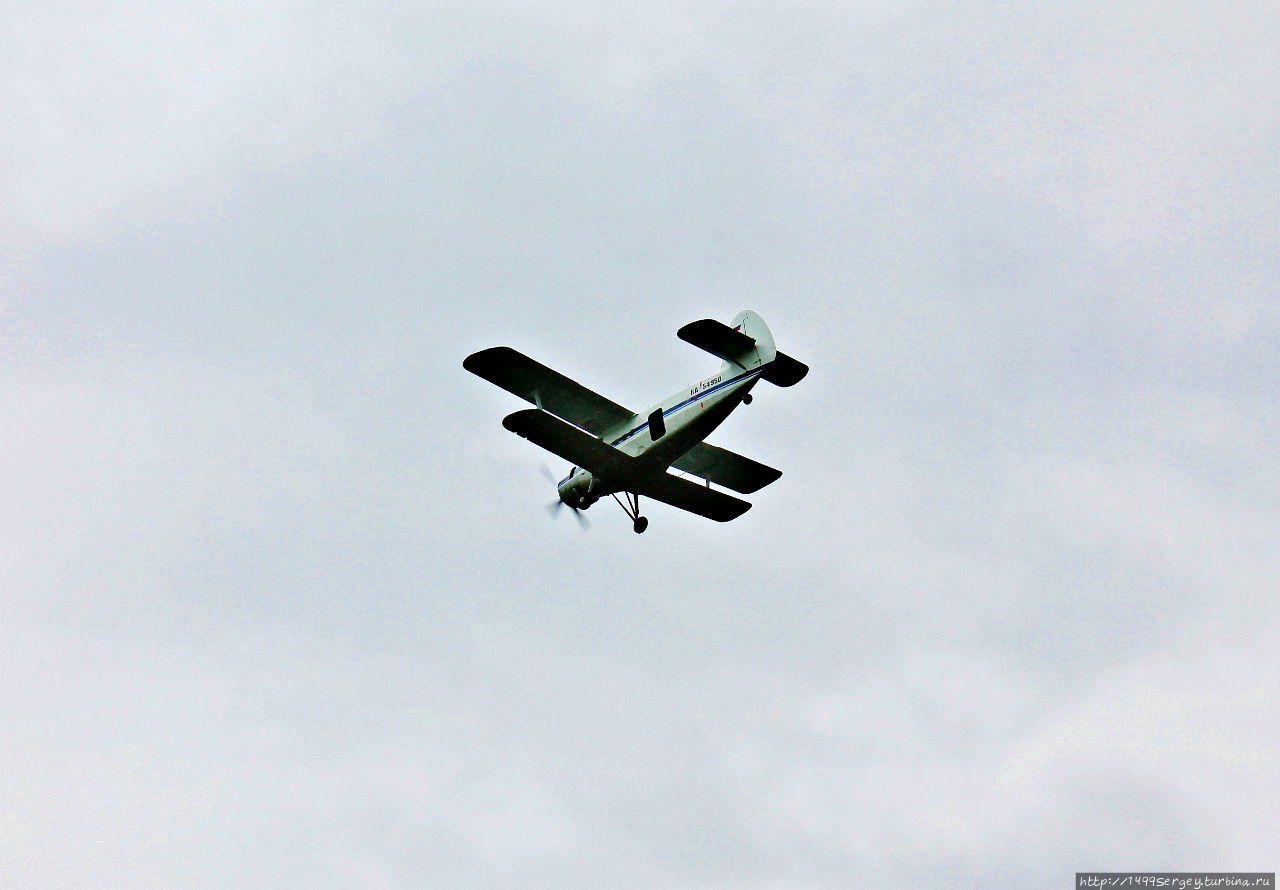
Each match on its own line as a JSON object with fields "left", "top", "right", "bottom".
{"left": 557, "top": 468, "right": 599, "bottom": 509}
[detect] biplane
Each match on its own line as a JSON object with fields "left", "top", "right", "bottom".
{"left": 463, "top": 310, "right": 807, "bottom": 532}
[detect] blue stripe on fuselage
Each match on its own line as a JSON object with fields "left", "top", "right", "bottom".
{"left": 556, "top": 366, "right": 764, "bottom": 485}
{"left": 608, "top": 365, "right": 764, "bottom": 447}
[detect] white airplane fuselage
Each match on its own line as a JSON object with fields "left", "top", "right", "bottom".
{"left": 557, "top": 365, "right": 764, "bottom": 508}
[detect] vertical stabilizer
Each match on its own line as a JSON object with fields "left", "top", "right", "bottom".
{"left": 678, "top": 310, "right": 777, "bottom": 371}
{"left": 732, "top": 310, "right": 806, "bottom": 386}
{"left": 724, "top": 310, "right": 777, "bottom": 373}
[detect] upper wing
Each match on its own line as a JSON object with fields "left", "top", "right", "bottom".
{"left": 502, "top": 409, "right": 635, "bottom": 481}
{"left": 465, "top": 346, "right": 634, "bottom": 436}
{"left": 670, "top": 443, "right": 782, "bottom": 494}
{"left": 636, "top": 472, "right": 752, "bottom": 522}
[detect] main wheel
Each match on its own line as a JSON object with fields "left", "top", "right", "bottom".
{"left": 742, "top": 393, "right": 752, "bottom": 405}
{"left": 633, "top": 516, "right": 649, "bottom": 534}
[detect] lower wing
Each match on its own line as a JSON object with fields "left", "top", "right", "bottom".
{"left": 466, "top": 346, "right": 634, "bottom": 436}
{"left": 670, "top": 442, "right": 781, "bottom": 494}
{"left": 502, "top": 409, "right": 634, "bottom": 481}
{"left": 502, "top": 409, "right": 751, "bottom": 522}
{"left": 636, "top": 472, "right": 752, "bottom": 522}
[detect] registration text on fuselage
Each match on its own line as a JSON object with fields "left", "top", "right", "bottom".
{"left": 691, "top": 374, "right": 722, "bottom": 396}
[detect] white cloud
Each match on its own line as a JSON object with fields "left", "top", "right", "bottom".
{"left": 1, "top": 0, "right": 406, "bottom": 248}
{"left": 715, "top": 642, "right": 1275, "bottom": 883}
{"left": 997, "top": 642, "right": 1279, "bottom": 865}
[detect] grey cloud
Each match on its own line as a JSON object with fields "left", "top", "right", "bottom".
{"left": 4, "top": 1, "right": 1279, "bottom": 887}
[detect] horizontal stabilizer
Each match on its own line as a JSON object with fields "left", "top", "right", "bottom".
{"left": 671, "top": 442, "right": 781, "bottom": 494}
{"left": 677, "top": 318, "right": 759, "bottom": 368}
{"left": 638, "top": 472, "right": 752, "bottom": 522}
{"left": 760, "top": 351, "right": 808, "bottom": 387}
{"left": 502, "top": 409, "right": 634, "bottom": 481}
{"left": 464, "top": 346, "right": 633, "bottom": 436}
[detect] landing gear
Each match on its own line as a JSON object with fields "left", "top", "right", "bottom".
{"left": 742, "top": 393, "right": 752, "bottom": 405}
{"left": 612, "top": 491, "right": 647, "bottom": 533}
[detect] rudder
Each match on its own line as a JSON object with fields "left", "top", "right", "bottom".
{"left": 678, "top": 309, "right": 777, "bottom": 372}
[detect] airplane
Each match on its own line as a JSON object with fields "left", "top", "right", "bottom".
{"left": 463, "top": 310, "right": 808, "bottom": 533}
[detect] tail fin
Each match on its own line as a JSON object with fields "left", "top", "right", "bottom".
{"left": 678, "top": 309, "right": 776, "bottom": 371}
{"left": 678, "top": 310, "right": 806, "bottom": 385}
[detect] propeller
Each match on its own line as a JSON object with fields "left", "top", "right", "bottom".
{"left": 541, "top": 464, "right": 588, "bottom": 530}
{"left": 547, "top": 498, "right": 589, "bottom": 529}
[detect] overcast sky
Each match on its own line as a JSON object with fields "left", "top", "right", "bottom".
{"left": 3, "top": 2, "right": 1278, "bottom": 887}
